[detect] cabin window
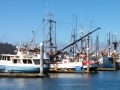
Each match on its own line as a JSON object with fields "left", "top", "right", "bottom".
{"left": 23, "top": 60, "right": 27, "bottom": 64}
{"left": 1, "top": 56, "right": 5, "bottom": 60}
{"left": 1, "top": 57, "right": 3, "bottom": 60}
{"left": 23, "top": 59, "right": 32, "bottom": 64}
{"left": 2, "top": 56, "right": 6, "bottom": 60}
{"left": 14, "top": 59, "right": 17, "bottom": 63}
{"left": 44, "top": 59, "right": 49, "bottom": 64}
{"left": 16, "top": 56, "right": 19, "bottom": 58}
{"left": 7, "top": 56, "right": 10, "bottom": 61}
{"left": 33, "top": 59, "right": 40, "bottom": 65}
{"left": 28, "top": 60, "right": 32, "bottom": 64}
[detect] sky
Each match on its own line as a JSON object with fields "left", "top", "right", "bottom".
{"left": 0, "top": 0, "right": 120, "bottom": 50}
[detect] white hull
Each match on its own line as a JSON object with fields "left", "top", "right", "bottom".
{"left": 50, "top": 62, "right": 82, "bottom": 69}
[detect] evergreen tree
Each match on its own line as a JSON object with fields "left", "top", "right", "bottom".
{"left": 0, "top": 42, "right": 16, "bottom": 58}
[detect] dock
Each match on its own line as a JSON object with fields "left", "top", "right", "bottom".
{"left": 0, "top": 73, "right": 45, "bottom": 78}
{"left": 48, "top": 69, "right": 86, "bottom": 73}
{"left": 0, "top": 68, "right": 118, "bottom": 78}
{"left": 48, "top": 68, "right": 99, "bottom": 73}
{"left": 97, "top": 68, "right": 117, "bottom": 71}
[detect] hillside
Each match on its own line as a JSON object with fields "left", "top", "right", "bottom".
{"left": 0, "top": 42, "right": 16, "bottom": 58}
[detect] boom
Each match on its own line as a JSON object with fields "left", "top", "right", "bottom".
{"left": 61, "top": 27, "right": 101, "bottom": 51}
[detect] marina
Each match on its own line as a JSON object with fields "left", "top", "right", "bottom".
{"left": 0, "top": 1, "right": 120, "bottom": 90}
{"left": 0, "top": 13, "right": 120, "bottom": 77}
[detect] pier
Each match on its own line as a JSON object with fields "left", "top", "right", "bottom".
{"left": 48, "top": 68, "right": 86, "bottom": 73}
{"left": 97, "top": 68, "right": 117, "bottom": 71}
{"left": 0, "top": 67, "right": 119, "bottom": 78}
{"left": 0, "top": 73, "right": 45, "bottom": 78}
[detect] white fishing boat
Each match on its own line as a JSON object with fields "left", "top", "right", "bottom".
{"left": 0, "top": 45, "right": 50, "bottom": 73}
{"left": 50, "top": 55, "right": 83, "bottom": 70}
{"left": 49, "top": 28, "right": 100, "bottom": 72}
{"left": 50, "top": 52, "right": 98, "bottom": 72}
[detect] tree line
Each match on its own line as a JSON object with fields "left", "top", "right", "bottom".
{"left": 0, "top": 42, "right": 16, "bottom": 58}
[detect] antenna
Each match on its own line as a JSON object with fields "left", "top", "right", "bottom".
{"left": 90, "top": 20, "right": 93, "bottom": 53}
{"left": 17, "top": 27, "right": 19, "bottom": 45}
{"left": 46, "top": 2, "right": 48, "bottom": 19}
{"left": 46, "top": 3, "right": 54, "bottom": 21}
{"left": 76, "top": 15, "right": 77, "bottom": 42}
{"left": 81, "top": 12, "right": 82, "bottom": 26}
{"left": 51, "top": 4, "right": 52, "bottom": 13}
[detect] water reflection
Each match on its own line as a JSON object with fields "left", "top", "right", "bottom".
{"left": 0, "top": 71, "right": 120, "bottom": 90}
{"left": 47, "top": 73, "right": 92, "bottom": 79}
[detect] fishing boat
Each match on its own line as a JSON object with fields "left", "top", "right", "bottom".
{"left": 98, "top": 32, "right": 120, "bottom": 69}
{"left": 0, "top": 45, "right": 50, "bottom": 73}
{"left": 40, "top": 12, "right": 99, "bottom": 72}
{"left": 49, "top": 28, "right": 100, "bottom": 72}
{"left": 50, "top": 52, "right": 98, "bottom": 72}
{"left": 50, "top": 53, "right": 83, "bottom": 71}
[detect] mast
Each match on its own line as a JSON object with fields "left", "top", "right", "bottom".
{"left": 49, "top": 19, "right": 52, "bottom": 52}
{"left": 72, "top": 14, "right": 75, "bottom": 57}
{"left": 76, "top": 15, "right": 77, "bottom": 43}
{"left": 112, "top": 33, "right": 118, "bottom": 51}
{"left": 42, "top": 19, "right": 44, "bottom": 42}
{"left": 47, "top": 12, "right": 57, "bottom": 62}
{"left": 46, "top": 12, "right": 55, "bottom": 52}
{"left": 75, "top": 15, "right": 77, "bottom": 53}
{"left": 55, "top": 21, "right": 57, "bottom": 51}
{"left": 80, "top": 26, "right": 84, "bottom": 53}
{"left": 90, "top": 20, "right": 93, "bottom": 54}
{"left": 96, "top": 34, "right": 99, "bottom": 59}
{"left": 107, "top": 32, "right": 111, "bottom": 56}
{"left": 86, "top": 19, "right": 90, "bottom": 71}
{"left": 80, "top": 27, "right": 83, "bottom": 53}
{"left": 87, "top": 34, "right": 90, "bottom": 71}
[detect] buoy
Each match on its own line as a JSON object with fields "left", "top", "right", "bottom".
{"left": 83, "top": 60, "right": 87, "bottom": 65}
{"left": 64, "top": 61, "right": 67, "bottom": 64}
{"left": 89, "top": 61, "right": 93, "bottom": 65}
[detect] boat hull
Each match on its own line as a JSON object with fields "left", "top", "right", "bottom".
{"left": 50, "top": 62, "right": 83, "bottom": 69}
{"left": 0, "top": 65, "right": 50, "bottom": 73}
{"left": 98, "top": 57, "right": 119, "bottom": 69}
{"left": 83, "top": 63, "right": 98, "bottom": 71}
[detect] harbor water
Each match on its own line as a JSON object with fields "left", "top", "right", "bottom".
{"left": 0, "top": 71, "right": 120, "bottom": 90}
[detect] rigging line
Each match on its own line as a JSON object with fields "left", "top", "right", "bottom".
{"left": 48, "top": 23, "right": 56, "bottom": 44}
{"left": 35, "top": 22, "right": 49, "bottom": 38}
{"left": 33, "top": 20, "right": 43, "bottom": 39}
{"left": 57, "top": 23, "right": 71, "bottom": 32}
{"left": 42, "top": 21, "right": 49, "bottom": 36}
{"left": 56, "top": 21, "right": 72, "bottom": 25}
{"left": 49, "top": 22, "right": 55, "bottom": 31}
{"left": 51, "top": 23, "right": 57, "bottom": 41}
{"left": 57, "top": 21, "right": 99, "bottom": 29}
{"left": 44, "top": 22, "right": 52, "bottom": 41}
{"left": 44, "top": 26, "right": 50, "bottom": 42}
{"left": 100, "top": 34, "right": 107, "bottom": 50}
{"left": 34, "top": 20, "right": 49, "bottom": 39}
{"left": 44, "top": 22, "right": 49, "bottom": 30}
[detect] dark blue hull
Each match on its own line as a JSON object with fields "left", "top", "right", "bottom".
{"left": 102, "top": 57, "right": 119, "bottom": 69}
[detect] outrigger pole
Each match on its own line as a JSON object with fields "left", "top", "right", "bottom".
{"left": 61, "top": 27, "right": 101, "bottom": 51}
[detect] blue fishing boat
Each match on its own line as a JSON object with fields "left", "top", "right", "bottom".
{"left": 102, "top": 57, "right": 119, "bottom": 69}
